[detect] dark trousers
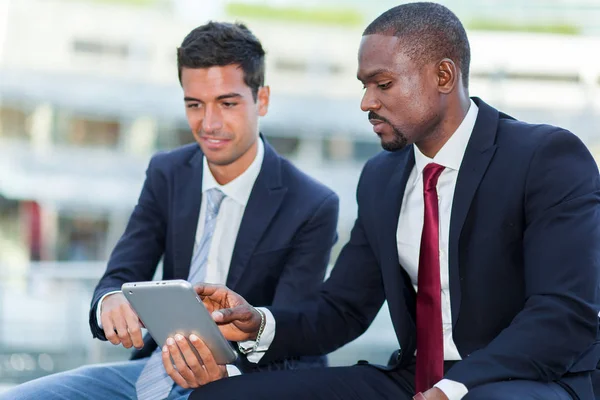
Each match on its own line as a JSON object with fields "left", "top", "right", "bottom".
{"left": 191, "top": 360, "right": 579, "bottom": 400}
{"left": 236, "top": 355, "right": 327, "bottom": 374}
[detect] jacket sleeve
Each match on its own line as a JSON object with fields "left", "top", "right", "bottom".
{"left": 89, "top": 155, "right": 168, "bottom": 340}
{"left": 260, "top": 162, "right": 386, "bottom": 363}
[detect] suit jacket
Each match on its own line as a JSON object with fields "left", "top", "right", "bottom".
{"left": 88, "top": 138, "right": 339, "bottom": 363}
{"left": 260, "top": 98, "right": 600, "bottom": 398}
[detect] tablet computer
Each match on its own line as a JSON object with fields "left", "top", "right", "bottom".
{"left": 121, "top": 279, "right": 237, "bottom": 364}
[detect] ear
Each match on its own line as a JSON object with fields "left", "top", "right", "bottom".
{"left": 257, "top": 86, "right": 270, "bottom": 117}
{"left": 437, "top": 59, "right": 457, "bottom": 94}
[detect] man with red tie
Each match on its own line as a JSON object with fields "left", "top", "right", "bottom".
{"left": 181, "top": 3, "right": 600, "bottom": 399}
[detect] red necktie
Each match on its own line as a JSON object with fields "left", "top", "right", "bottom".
{"left": 415, "top": 163, "right": 445, "bottom": 393}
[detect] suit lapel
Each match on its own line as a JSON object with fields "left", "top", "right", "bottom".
{"left": 378, "top": 148, "right": 417, "bottom": 353}
{"left": 378, "top": 148, "right": 415, "bottom": 272}
{"left": 226, "top": 140, "right": 287, "bottom": 289}
{"left": 173, "top": 148, "right": 204, "bottom": 279}
{"left": 448, "top": 97, "right": 499, "bottom": 326}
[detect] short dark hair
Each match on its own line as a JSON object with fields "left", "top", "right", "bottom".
{"left": 177, "top": 21, "right": 266, "bottom": 100}
{"left": 363, "top": 2, "right": 471, "bottom": 88}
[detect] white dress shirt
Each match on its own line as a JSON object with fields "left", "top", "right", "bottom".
{"left": 397, "top": 100, "right": 478, "bottom": 399}
{"left": 97, "top": 138, "right": 266, "bottom": 375}
{"left": 251, "top": 101, "right": 478, "bottom": 400}
{"left": 195, "top": 138, "right": 264, "bottom": 284}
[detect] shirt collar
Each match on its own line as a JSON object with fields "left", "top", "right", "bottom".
{"left": 201, "top": 137, "right": 264, "bottom": 206}
{"left": 412, "top": 99, "right": 479, "bottom": 186}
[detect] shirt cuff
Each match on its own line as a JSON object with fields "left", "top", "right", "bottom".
{"left": 96, "top": 290, "right": 121, "bottom": 330}
{"left": 237, "top": 307, "right": 275, "bottom": 363}
{"left": 225, "top": 364, "right": 242, "bottom": 377}
{"left": 434, "top": 379, "right": 468, "bottom": 400}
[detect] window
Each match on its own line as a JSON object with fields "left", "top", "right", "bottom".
{"left": 72, "top": 39, "right": 129, "bottom": 59}
{"left": 56, "top": 215, "right": 109, "bottom": 261}
{"left": 0, "top": 106, "right": 30, "bottom": 140}
{"left": 324, "top": 137, "right": 353, "bottom": 161}
{"left": 66, "top": 117, "right": 121, "bottom": 149}
{"left": 263, "top": 135, "right": 300, "bottom": 156}
{"left": 353, "top": 140, "right": 381, "bottom": 162}
{"left": 322, "top": 137, "right": 380, "bottom": 162}
{"left": 155, "top": 127, "right": 195, "bottom": 150}
{"left": 0, "top": 197, "right": 26, "bottom": 265}
{"left": 274, "top": 58, "right": 344, "bottom": 76}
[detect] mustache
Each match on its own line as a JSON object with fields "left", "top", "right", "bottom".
{"left": 368, "top": 111, "right": 391, "bottom": 125}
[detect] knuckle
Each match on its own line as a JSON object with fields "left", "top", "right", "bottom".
{"left": 185, "top": 357, "right": 198, "bottom": 368}
{"left": 110, "top": 308, "right": 121, "bottom": 317}
{"left": 174, "top": 359, "right": 185, "bottom": 370}
{"left": 191, "top": 366, "right": 203, "bottom": 376}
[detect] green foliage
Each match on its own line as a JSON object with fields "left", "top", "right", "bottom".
{"left": 67, "top": 0, "right": 162, "bottom": 6}
{"left": 225, "top": 2, "right": 364, "bottom": 27}
{"left": 467, "top": 19, "right": 580, "bottom": 35}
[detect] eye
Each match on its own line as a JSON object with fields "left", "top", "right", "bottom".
{"left": 222, "top": 102, "right": 238, "bottom": 108}
{"left": 377, "top": 82, "right": 392, "bottom": 90}
{"left": 186, "top": 103, "right": 200, "bottom": 109}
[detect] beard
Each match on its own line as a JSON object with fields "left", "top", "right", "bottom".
{"left": 381, "top": 125, "right": 408, "bottom": 152}
{"left": 368, "top": 111, "right": 408, "bottom": 152}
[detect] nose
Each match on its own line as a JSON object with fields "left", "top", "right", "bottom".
{"left": 360, "top": 88, "right": 380, "bottom": 113}
{"left": 202, "top": 104, "right": 223, "bottom": 134}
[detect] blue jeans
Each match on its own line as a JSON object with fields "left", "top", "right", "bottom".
{"left": 0, "top": 359, "right": 191, "bottom": 400}
{"left": 0, "top": 356, "right": 327, "bottom": 400}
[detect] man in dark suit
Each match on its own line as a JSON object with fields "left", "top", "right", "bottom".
{"left": 186, "top": 3, "right": 600, "bottom": 400}
{"left": 0, "top": 22, "right": 337, "bottom": 400}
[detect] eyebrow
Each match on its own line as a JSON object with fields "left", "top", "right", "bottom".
{"left": 357, "top": 68, "right": 394, "bottom": 82}
{"left": 184, "top": 92, "right": 243, "bottom": 102}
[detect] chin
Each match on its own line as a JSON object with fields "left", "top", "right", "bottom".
{"left": 381, "top": 140, "right": 407, "bottom": 152}
{"left": 205, "top": 155, "right": 235, "bottom": 167}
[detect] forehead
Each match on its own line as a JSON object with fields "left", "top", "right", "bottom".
{"left": 357, "top": 34, "right": 415, "bottom": 78}
{"left": 181, "top": 64, "right": 250, "bottom": 95}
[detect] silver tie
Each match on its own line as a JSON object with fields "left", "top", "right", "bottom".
{"left": 136, "top": 188, "right": 226, "bottom": 400}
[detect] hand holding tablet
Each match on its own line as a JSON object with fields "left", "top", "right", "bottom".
{"left": 121, "top": 279, "right": 237, "bottom": 365}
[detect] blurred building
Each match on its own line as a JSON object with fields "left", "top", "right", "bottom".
{"left": 1, "top": 0, "right": 600, "bottom": 384}
{"left": 2, "top": 0, "right": 600, "bottom": 269}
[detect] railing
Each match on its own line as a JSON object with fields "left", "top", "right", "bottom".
{"left": 0, "top": 262, "right": 128, "bottom": 384}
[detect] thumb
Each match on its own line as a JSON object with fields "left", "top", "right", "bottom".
{"left": 194, "top": 282, "right": 220, "bottom": 297}
{"left": 212, "top": 305, "right": 253, "bottom": 324}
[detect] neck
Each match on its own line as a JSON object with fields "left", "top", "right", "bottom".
{"left": 208, "top": 140, "right": 258, "bottom": 186}
{"left": 416, "top": 92, "right": 471, "bottom": 159}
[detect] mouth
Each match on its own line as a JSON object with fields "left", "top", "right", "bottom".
{"left": 200, "top": 136, "right": 231, "bottom": 150}
{"left": 369, "top": 119, "right": 388, "bottom": 135}
{"left": 204, "top": 137, "right": 228, "bottom": 143}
